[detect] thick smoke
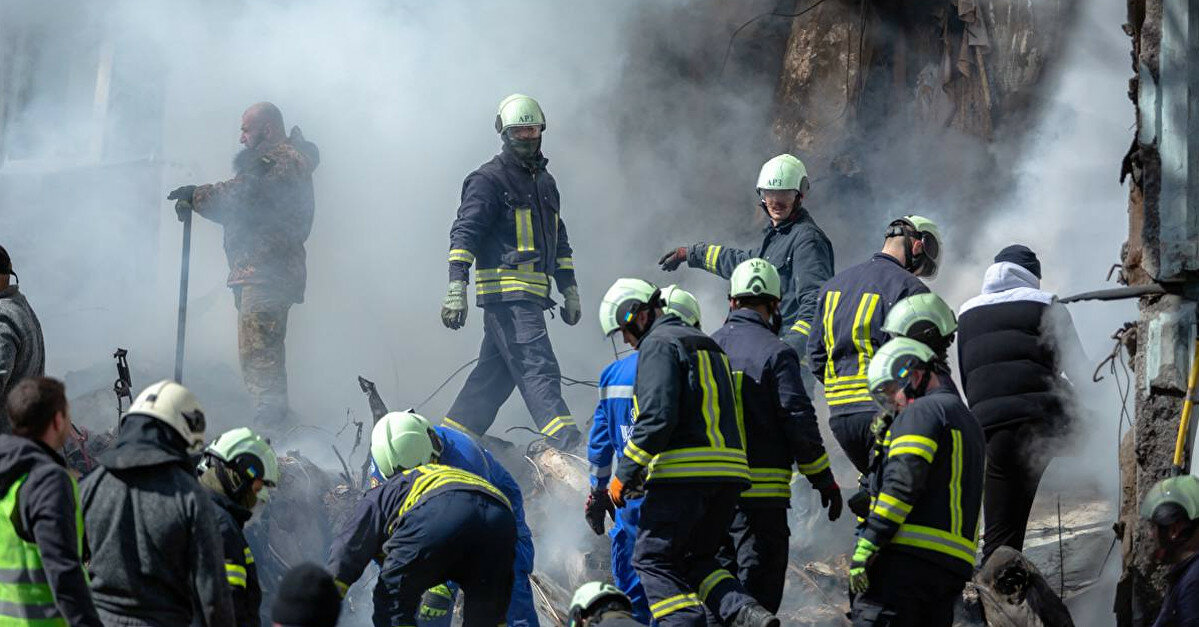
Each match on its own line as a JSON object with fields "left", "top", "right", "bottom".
{"left": 0, "top": 0, "right": 1135, "bottom": 622}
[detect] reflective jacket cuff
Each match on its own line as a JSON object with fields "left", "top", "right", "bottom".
{"left": 806, "top": 467, "right": 836, "bottom": 491}
{"left": 554, "top": 270, "right": 578, "bottom": 291}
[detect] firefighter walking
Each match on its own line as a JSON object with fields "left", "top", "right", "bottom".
{"left": 440, "top": 93, "right": 582, "bottom": 450}
{"left": 604, "top": 278, "right": 777, "bottom": 627}
{"left": 849, "top": 338, "right": 984, "bottom": 625}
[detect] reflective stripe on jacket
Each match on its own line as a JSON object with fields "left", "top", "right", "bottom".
{"left": 447, "top": 147, "right": 576, "bottom": 308}
{"left": 807, "top": 253, "right": 928, "bottom": 417}
{"left": 614, "top": 316, "right": 749, "bottom": 487}
{"left": 863, "top": 389, "right": 985, "bottom": 579}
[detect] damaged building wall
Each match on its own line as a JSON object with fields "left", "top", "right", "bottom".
{"left": 1118, "top": 0, "right": 1199, "bottom": 624}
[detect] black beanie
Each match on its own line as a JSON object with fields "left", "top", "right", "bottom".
{"left": 0, "top": 245, "right": 11, "bottom": 276}
{"left": 994, "top": 244, "right": 1041, "bottom": 279}
{"left": 271, "top": 563, "right": 342, "bottom": 627}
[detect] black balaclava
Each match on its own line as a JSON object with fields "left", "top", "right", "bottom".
{"left": 503, "top": 129, "right": 542, "bottom": 165}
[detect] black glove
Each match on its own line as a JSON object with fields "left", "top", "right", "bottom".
{"left": 847, "top": 488, "right": 871, "bottom": 519}
{"left": 658, "top": 246, "right": 689, "bottom": 271}
{"left": 167, "top": 185, "right": 196, "bottom": 203}
{"left": 818, "top": 482, "right": 843, "bottom": 521}
{"left": 585, "top": 488, "right": 615, "bottom": 536}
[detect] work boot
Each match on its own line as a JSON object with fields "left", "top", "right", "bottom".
{"left": 732, "top": 602, "right": 780, "bottom": 627}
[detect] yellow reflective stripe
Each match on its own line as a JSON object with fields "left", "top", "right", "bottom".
{"left": 704, "top": 245, "right": 723, "bottom": 272}
{"left": 649, "top": 465, "right": 750, "bottom": 480}
{"left": 827, "top": 394, "right": 874, "bottom": 406}
{"left": 448, "top": 248, "right": 475, "bottom": 264}
{"left": 698, "top": 569, "right": 735, "bottom": 601}
{"left": 623, "top": 440, "right": 653, "bottom": 466}
{"left": 821, "top": 291, "right": 841, "bottom": 383}
{"left": 475, "top": 268, "right": 549, "bottom": 283}
{"left": 515, "top": 209, "right": 535, "bottom": 252}
{"left": 441, "top": 418, "right": 478, "bottom": 438}
{"left": 396, "top": 465, "right": 511, "bottom": 520}
{"left": 790, "top": 319, "right": 811, "bottom": 335}
{"left": 632, "top": 395, "right": 641, "bottom": 421}
{"left": 243, "top": 547, "right": 254, "bottom": 565}
{"left": 475, "top": 281, "right": 550, "bottom": 297}
{"left": 950, "top": 429, "right": 963, "bottom": 537}
{"left": 335, "top": 579, "right": 349, "bottom": 598}
{"left": 892, "top": 524, "right": 978, "bottom": 566}
{"left": 226, "top": 563, "right": 247, "bottom": 588}
{"left": 650, "top": 593, "right": 702, "bottom": 619}
{"left": 851, "top": 293, "right": 880, "bottom": 376}
{"left": 555, "top": 256, "right": 575, "bottom": 270}
{"left": 732, "top": 371, "right": 747, "bottom": 449}
{"left": 871, "top": 492, "right": 912, "bottom": 524}
{"left": 888, "top": 434, "right": 938, "bottom": 463}
{"left": 540, "top": 415, "right": 575, "bottom": 437}
{"left": 744, "top": 467, "right": 793, "bottom": 497}
{"left": 824, "top": 385, "right": 871, "bottom": 397}
{"left": 695, "top": 352, "right": 726, "bottom": 448}
{"left": 796, "top": 453, "right": 830, "bottom": 475}
{"left": 651, "top": 447, "right": 747, "bottom": 465}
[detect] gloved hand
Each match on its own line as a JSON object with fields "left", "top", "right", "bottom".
{"left": 561, "top": 286, "right": 582, "bottom": 326}
{"left": 167, "top": 185, "right": 196, "bottom": 203}
{"left": 848, "top": 538, "right": 879, "bottom": 595}
{"left": 818, "top": 482, "right": 843, "bottom": 521}
{"left": 869, "top": 410, "right": 893, "bottom": 445}
{"left": 658, "top": 246, "right": 689, "bottom": 271}
{"left": 440, "top": 280, "right": 468, "bottom": 329}
{"left": 585, "top": 487, "right": 615, "bottom": 535}
{"left": 419, "top": 584, "right": 454, "bottom": 621}
{"left": 608, "top": 468, "right": 646, "bottom": 507}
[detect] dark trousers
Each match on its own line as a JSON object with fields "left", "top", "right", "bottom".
{"left": 850, "top": 551, "right": 964, "bottom": 627}
{"left": 235, "top": 286, "right": 291, "bottom": 431}
{"left": 374, "top": 491, "right": 516, "bottom": 627}
{"left": 716, "top": 506, "right": 790, "bottom": 613}
{"left": 981, "top": 423, "right": 1053, "bottom": 564}
{"left": 830, "top": 411, "right": 877, "bottom": 474}
{"left": 445, "top": 302, "right": 578, "bottom": 446}
{"left": 633, "top": 483, "right": 757, "bottom": 626}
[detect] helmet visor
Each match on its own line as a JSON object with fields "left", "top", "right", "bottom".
{"left": 870, "top": 381, "right": 902, "bottom": 410}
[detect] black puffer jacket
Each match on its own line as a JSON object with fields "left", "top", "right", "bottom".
{"left": 956, "top": 262, "right": 1086, "bottom": 433}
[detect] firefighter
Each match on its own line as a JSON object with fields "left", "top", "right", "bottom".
{"left": 328, "top": 412, "right": 517, "bottom": 627}
{"left": 848, "top": 338, "right": 984, "bottom": 626}
{"left": 362, "top": 412, "right": 536, "bottom": 627}
{"left": 606, "top": 280, "right": 776, "bottom": 627}
{"left": 585, "top": 280, "right": 700, "bottom": 623}
{"left": 0, "top": 377, "right": 101, "bottom": 625}
{"left": 1140, "top": 475, "right": 1199, "bottom": 626}
{"left": 658, "top": 154, "right": 833, "bottom": 390}
{"left": 440, "top": 93, "right": 582, "bottom": 450}
{"left": 0, "top": 245, "right": 44, "bottom": 434}
{"left": 168, "top": 102, "right": 319, "bottom": 431}
{"left": 710, "top": 259, "right": 843, "bottom": 612}
{"left": 807, "top": 215, "right": 940, "bottom": 473}
{"left": 197, "top": 427, "right": 279, "bottom": 627}
{"left": 569, "top": 582, "right": 648, "bottom": 626}
{"left": 81, "top": 380, "right": 234, "bottom": 626}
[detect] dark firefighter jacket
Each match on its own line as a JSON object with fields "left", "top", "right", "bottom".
{"left": 862, "top": 387, "right": 985, "bottom": 580}
{"left": 1153, "top": 551, "right": 1199, "bottom": 627}
{"left": 206, "top": 488, "right": 261, "bottom": 627}
{"left": 0, "top": 434, "right": 101, "bottom": 626}
{"left": 80, "top": 415, "right": 234, "bottom": 627}
{"left": 192, "top": 129, "right": 319, "bottom": 304}
{"left": 447, "top": 146, "right": 576, "bottom": 309}
{"left": 614, "top": 315, "right": 749, "bottom": 488}
{"left": 0, "top": 285, "right": 44, "bottom": 433}
{"left": 808, "top": 253, "right": 928, "bottom": 417}
{"left": 326, "top": 463, "right": 511, "bottom": 593}
{"left": 711, "top": 309, "right": 834, "bottom": 506}
{"left": 686, "top": 208, "right": 832, "bottom": 359}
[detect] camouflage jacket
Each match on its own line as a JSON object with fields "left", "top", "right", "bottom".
{"left": 192, "top": 130, "right": 319, "bottom": 303}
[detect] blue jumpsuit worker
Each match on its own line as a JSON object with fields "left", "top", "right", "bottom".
{"left": 196, "top": 428, "right": 280, "bottom": 627}
{"left": 413, "top": 423, "right": 538, "bottom": 627}
{"left": 585, "top": 282, "right": 701, "bottom": 624}
{"left": 440, "top": 94, "right": 582, "bottom": 450}
{"left": 848, "top": 338, "right": 984, "bottom": 627}
{"left": 807, "top": 216, "right": 940, "bottom": 473}
{"left": 659, "top": 154, "right": 833, "bottom": 390}
{"left": 710, "top": 259, "right": 843, "bottom": 613}
{"left": 603, "top": 278, "right": 778, "bottom": 627}
{"left": 329, "top": 413, "right": 516, "bottom": 627}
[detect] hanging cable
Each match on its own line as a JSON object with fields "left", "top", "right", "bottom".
{"left": 719, "top": 0, "right": 833, "bottom": 76}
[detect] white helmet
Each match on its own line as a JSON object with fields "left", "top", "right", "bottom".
{"left": 598, "top": 278, "right": 658, "bottom": 337}
{"left": 127, "top": 380, "right": 207, "bottom": 455}
{"left": 661, "top": 285, "right": 701, "bottom": 328}
{"left": 371, "top": 411, "right": 439, "bottom": 479}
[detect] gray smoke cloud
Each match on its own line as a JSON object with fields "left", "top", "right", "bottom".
{"left": 0, "top": 0, "right": 1135, "bottom": 622}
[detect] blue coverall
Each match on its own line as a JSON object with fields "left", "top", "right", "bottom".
{"left": 422, "top": 425, "right": 538, "bottom": 627}
{"left": 586, "top": 352, "right": 651, "bottom": 624}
